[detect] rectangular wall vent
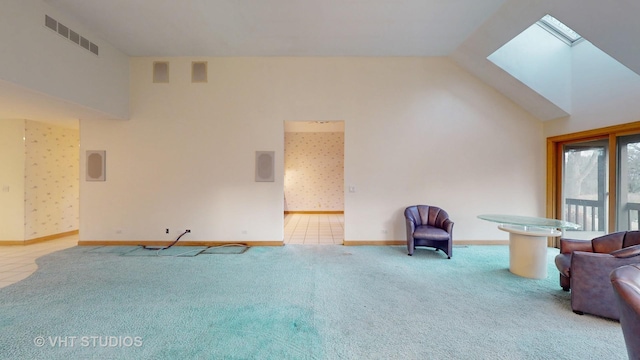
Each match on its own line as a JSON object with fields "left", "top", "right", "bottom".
{"left": 153, "top": 62, "right": 170, "bottom": 83}
{"left": 69, "top": 30, "right": 80, "bottom": 44}
{"left": 44, "top": 15, "right": 99, "bottom": 56}
{"left": 192, "top": 61, "right": 208, "bottom": 83}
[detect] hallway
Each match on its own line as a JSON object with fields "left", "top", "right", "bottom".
{"left": 284, "top": 213, "right": 344, "bottom": 245}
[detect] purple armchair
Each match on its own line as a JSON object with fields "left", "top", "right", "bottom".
{"left": 404, "top": 205, "right": 453, "bottom": 259}
{"left": 554, "top": 231, "right": 640, "bottom": 320}
{"left": 610, "top": 264, "right": 640, "bottom": 360}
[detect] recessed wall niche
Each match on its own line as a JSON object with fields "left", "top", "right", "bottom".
{"left": 153, "top": 61, "right": 169, "bottom": 83}
{"left": 192, "top": 61, "right": 208, "bottom": 83}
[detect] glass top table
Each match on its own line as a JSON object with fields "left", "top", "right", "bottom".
{"left": 477, "top": 214, "right": 580, "bottom": 279}
{"left": 478, "top": 214, "right": 581, "bottom": 231}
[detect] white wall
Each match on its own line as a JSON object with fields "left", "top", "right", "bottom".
{"left": 544, "top": 41, "right": 640, "bottom": 137}
{"left": 0, "top": 120, "right": 26, "bottom": 241}
{"left": 0, "top": 0, "right": 129, "bottom": 119}
{"left": 80, "top": 57, "right": 544, "bottom": 243}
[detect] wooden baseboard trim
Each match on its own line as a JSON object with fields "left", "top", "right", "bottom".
{"left": 342, "top": 240, "right": 510, "bottom": 246}
{"left": 0, "top": 230, "right": 79, "bottom": 246}
{"left": 284, "top": 211, "right": 344, "bottom": 215}
{"left": 77, "top": 240, "right": 284, "bottom": 247}
{"left": 343, "top": 240, "right": 406, "bottom": 246}
{"left": 454, "top": 240, "right": 509, "bottom": 246}
{"left": 76, "top": 239, "right": 508, "bottom": 247}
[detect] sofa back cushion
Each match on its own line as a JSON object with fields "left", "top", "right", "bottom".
{"left": 623, "top": 231, "right": 640, "bottom": 248}
{"left": 593, "top": 232, "right": 625, "bottom": 253}
{"left": 417, "top": 205, "right": 449, "bottom": 228}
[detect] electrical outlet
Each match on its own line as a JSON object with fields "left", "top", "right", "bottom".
{"left": 185, "top": 229, "right": 191, "bottom": 233}
{"left": 165, "top": 228, "right": 169, "bottom": 234}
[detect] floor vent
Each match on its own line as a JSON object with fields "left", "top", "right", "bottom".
{"left": 44, "top": 15, "right": 99, "bottom": 56}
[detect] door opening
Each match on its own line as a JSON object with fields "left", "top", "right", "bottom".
{"left": 283, "top": 120, "right": 344, "bottom": 244}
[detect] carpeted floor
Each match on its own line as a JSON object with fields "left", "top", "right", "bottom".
{"left": 0, "top": 245, "right": 627, "bottom": 359}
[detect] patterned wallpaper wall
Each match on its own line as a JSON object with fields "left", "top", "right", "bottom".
{"left": 284, "top": 132, "right": 344, "bottom": 211}
{"left": 24, "top": 121, "right": 79, "bottom": 239}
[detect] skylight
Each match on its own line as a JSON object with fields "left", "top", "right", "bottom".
{"left": 537, "top": 14, "right": 583, "bottom": 45}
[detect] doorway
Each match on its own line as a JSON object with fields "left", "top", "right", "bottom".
{"left": 283, "top": 120, "right": 345, "bottom": 244}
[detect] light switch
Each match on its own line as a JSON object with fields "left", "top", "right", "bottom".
{"left": 349, "top": 186, "right": 356, "bottom": 193}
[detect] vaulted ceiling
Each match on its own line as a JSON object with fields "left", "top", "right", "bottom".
{"left": 43, "top": 0, "right": 507, "bottom": 57}
{"left": 3, "top": 0, "right": 640, "bottom": 126}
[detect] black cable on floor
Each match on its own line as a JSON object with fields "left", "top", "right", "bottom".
{"left": 143, "top": 230, "right": 190, "bottom": 251}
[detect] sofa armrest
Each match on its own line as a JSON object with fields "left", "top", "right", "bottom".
{"left": 612, "top": 244, "right": 640, "bottom": 258}
{"left": 559, "top": 238, "right": 593, "bottom": 254}
{"left": 405, "top": 218, "right": 416, "bottom": 234}
{"left": 570, "top": 251, "right": 640, "bottom": 320}
{"left": 443, "top": 218, "right": 454, "bottom": 234}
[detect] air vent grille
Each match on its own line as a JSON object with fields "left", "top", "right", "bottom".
{"left": 44, "top": 15, "right": 99, "bottom": 56}
{"left": 192, "top": 61, "right": 208, "bottom": 83}
{"left": 153, "top": 62, "right": 170, "bottom": 83}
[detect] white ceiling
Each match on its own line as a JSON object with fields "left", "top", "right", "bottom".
{"left": 4, "top": 0, "right": 640, "bottom": 126}
{"left": 43, "top": 0, "right": 507, "bottom": 57}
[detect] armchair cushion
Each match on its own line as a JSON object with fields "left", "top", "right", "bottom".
{"left": 413, "top": 226, "right": 450, "bottom": 241}
{"left": 623, "top": 231, "right": 640, "bottom": 247}
{"left": 592, "top": 232, "right": 625, "bottom": 253}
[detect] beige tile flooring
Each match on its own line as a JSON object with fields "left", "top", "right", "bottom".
{"left": 284, "top": 213, "right": 344, "bottom": 245}
{"left": 0, "top": 215, "right": 341, "bottom": 288}
{"left": 0, "top": 234, "right": 78, "bottom": 289}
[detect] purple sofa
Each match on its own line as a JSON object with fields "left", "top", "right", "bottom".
{"left": 555, "top": 231, "right": 640, "bottom": 320}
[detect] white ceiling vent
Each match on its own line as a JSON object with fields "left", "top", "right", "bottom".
{"left": 44, "top": 15, "right": 99, "bottom": 56}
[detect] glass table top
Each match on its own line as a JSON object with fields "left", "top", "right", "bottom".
{"left": 478, "top": 214, "right": 581, "bottom": 230}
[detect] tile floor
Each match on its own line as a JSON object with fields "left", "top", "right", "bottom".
{"left": 0, "top": 234, "right": 78, "bottom": 289}
{"left": 284, "top": 213, "right": 344, "bottom": 245}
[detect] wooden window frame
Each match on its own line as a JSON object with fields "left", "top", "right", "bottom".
{"left": 547, "top": 121, "right": 640, "bottom": 235}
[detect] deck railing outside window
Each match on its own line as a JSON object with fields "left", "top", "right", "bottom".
{"left": 565, "top": 198, "right": 640, "bottom": 231}
{"left": 627, "top": 202, "right": 640, "bottom": 231}
{"left": 565, "top": 198, "right": 604, "bottom": 232}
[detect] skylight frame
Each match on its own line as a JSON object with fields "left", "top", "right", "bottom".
{"left": 537, "top": 14, "right": 583, "bottom": 46}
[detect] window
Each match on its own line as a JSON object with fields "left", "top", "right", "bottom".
{"left": 548, "top": 122, "right": 640, "bottom": 244}
{"left": 537, "top": 14, "right": 583, "bottom": 46}
{"left": 617, "top": 134, "right": 640, "bottom": 231}
{"left": 562, "top": 140, "right": 608, "bottom": 239}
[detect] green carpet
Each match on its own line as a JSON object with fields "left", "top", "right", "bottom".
{"left": 0, "top": 245, "right": 627, "bottom": 359}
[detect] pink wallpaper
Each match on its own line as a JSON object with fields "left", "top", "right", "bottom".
{"left": 24, "top": 121, "right": 79, "bottom": 239}
{"left": 284, "top": 132, "right": 344, "bottom": 211}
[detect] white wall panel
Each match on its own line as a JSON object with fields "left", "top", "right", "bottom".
{"left": 81, "top": 57, "right": 544, "bottom": 242}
